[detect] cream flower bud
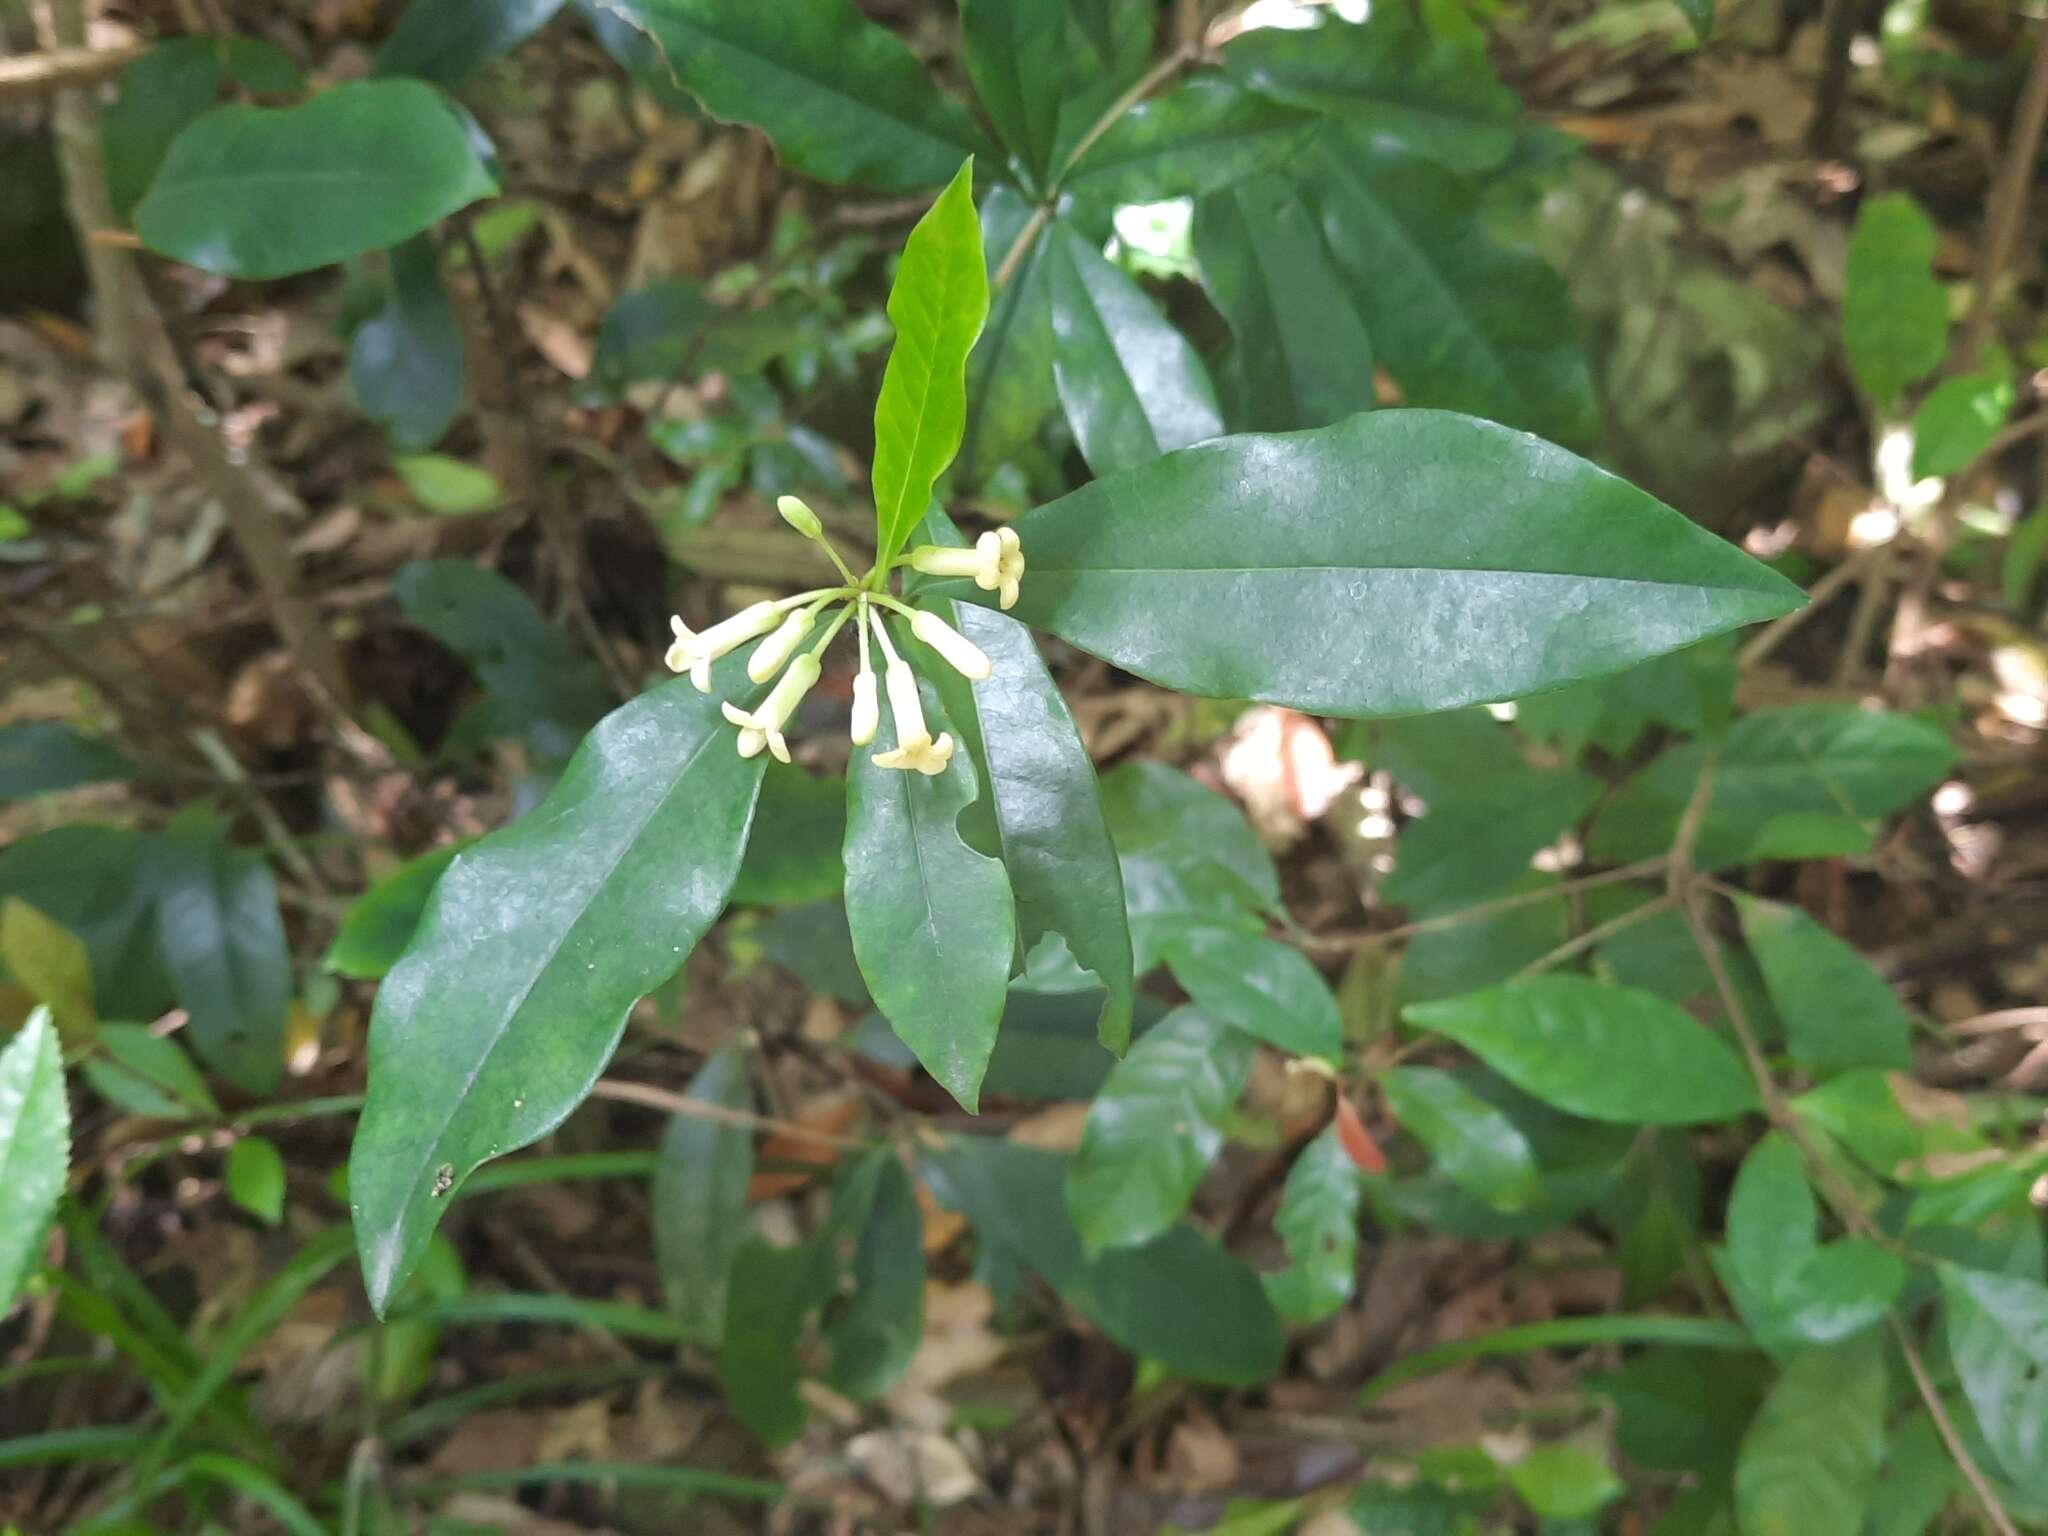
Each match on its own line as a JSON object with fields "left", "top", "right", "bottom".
{"left": 665, "top": 615, "right": 698, "bottom": 675}
{"left": 850, "top": 668, "right": 879, "bottom": 747}
{"left": 908, "top": 541, "right": 997, "bottom": 584}
{"left": 776, "top": 495, "right": 822, "bottom": 540}
{"left": 910, "top": 608, "right": 991, "bottom": 682}
{"left": 994, "top": 527, "right": 1024, "bottom": 610}
{"left": 874, "top": 731, "right": 955, "bottom": 776}
{"left": 722, "top": 653, "right": 820, "bottom": 765}
{"left": 671, "top": 601, "right": 781, "bottom": 692}
{"left": 881, "top": 656, "right": 928, "bottom": 748}
{"left": 747, "top": 608, "right": 815, "bottom": 683}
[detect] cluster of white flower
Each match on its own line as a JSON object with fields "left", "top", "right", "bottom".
{"left": 664, "top": 497, "right": 1026, "bottom": 774}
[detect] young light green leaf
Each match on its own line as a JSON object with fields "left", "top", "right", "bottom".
{"left": 1263, "top": 1122, "right": 1364, "bottom": 1323}
{"left": 921, "top": 600, "right": 1134, "bottom": 1051}
{"left": 825, "top": 1153, "right": 925, "bottom": 1400}
{"left": 653, "top": 1045, "right": 754, "bottom": 1347}
{"left": 1404, "top": 976, "right": 1760, "bottom": 1125}
{"left": 1734, "top": 1332, "right": 1888, "bottom": 1536}
{"left": 1381, "top": 1065, "right": 1543, "bottom": 1213}
{"left": 1062, "top": 78, "right": 1315, "bottom": 206}
{"left": 1506, "top": 1443, "right": 1623, "bottom": 1521}
{"left": 373, "top": 0, "right": 564, "bottom": 84}
{"left": 350, "top": 235, "right": 465, "bottom": 450}
{"left": 1192, "top": 180, "right": 1377, "bottom": 433}
{"left": 1842, "top": 192, "right": 1948, "bottom": 410}
{"left": 1911, "top": 367, "right": 2014, "bottom": 479}
{"left": 843, "top": 677, "right": 1015, "bottom": 1112}
{"left": 350, "top": 672, "right": 767, "bottom": 1314}
{"left": 1940, "top": 1265, "right": 2048, "bottom": 1497}
{"left": 593, "top": 0, "right": 993, "bottom": 191}
{"left": 1001, "top": 410, "right": 1804, "bottom": 717}
{"left": 0, "top": 1011, "right": 68, "bottom": 1313}
{"left": 225, "top": 1136, "right": 286, "bottom": 1226}
{"left": 0, "top": 720, "right": 137, "bottom": 802}
{"left": 870, "top": 161, "right": 988, "bottom": 563}
{"left": 324, "top": 842, "right": 469, "bottom": 981}
{"left": 1045, "top": 220, "right": 1222, "bottom": 475}
{"left": 1157, "top": 925, "right": 1340, "bottom": 1058}
{"left": 720, "top": 1238, "right": 820, "bottom": 1447}
{"left": 1591, "top": 704, "right": 1956, "bottom": 870}
{"left": 1736, "top": 897, "right": 1911, "bottom": 1077}
{"left": 135, "top": 80, "right": 497, "bottom": 278}
{"left": 1065, "top": 1008, "right": 1253, "bottom": 1255}
{"left": 153, "top": 826, "right": 289, "bottom": 1096}
{"left": 392, "top": 454, "right": 502, "bottom": 516}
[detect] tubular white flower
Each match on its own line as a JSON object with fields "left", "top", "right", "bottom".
{"left": 910, "top": 608, "right": 991, "bottom": 682}
{"left": 880, "top": 655, "right": 929, "bottom": 749}
{"left": 874, "top": 730, "right": 955, "bottom": 776}
{"left": 668, "top": 601, "right": 780, "bottom": 692}
{"left": 721, "top": 653, "right": 820, "bottom": 764}
{"left": 907, "top": 539, "right": 997, "bottom": 585}
{"left": 849, "top": 606, "right": 879, "bottom": 747}
{"left": 994, "top": 527, "right": 1024, "bottom": 610}
{"left": 775, "top": 494, "right": 822, "bottom": 540}
{"left": 747, "top": 608, "right": 816, "bottom": 684}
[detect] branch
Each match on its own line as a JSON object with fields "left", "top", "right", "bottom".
{"left": 1958, "top": 14, "right": 2048, "bottom": 369}
{"left": 591, "top": 1077, "right": 871, "bottom": 1148}
{"left": 0, "top": 41, "right": 144, "bottom": 103}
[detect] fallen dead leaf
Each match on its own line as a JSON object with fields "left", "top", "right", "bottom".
{"left": 846, "top": 1427, "right": 982, "bottom": 1507}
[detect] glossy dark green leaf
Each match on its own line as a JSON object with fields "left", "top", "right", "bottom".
{"left": 374, "top": 0, "right": 564, "bottom": 83}
{"left": 225, "top": 1136, "right": 286, "bottom": 1225}
{"left": 1382, "top": 766, "right": 1600, "bottom": 916}
{"left": 923, "top": 601, "right": 1134, "bottom": 1050}
{"left": 597, "top": 0, "right": 993, "bottom": 191}
{"left": 323, "top": 843, "right": 468, "bottom": 981}
{"left": 825, "top": 1153, "right": 925, "bottom": 1399}
{"left": 1046, "top": 220, "right": 1222, "bottom": 475}
{"left": 1911, "top": 368, "right": 2013, "bottom": 479}
{"left": 1382, "top": 1065, "right": 1542, "bottom": 1212}
{"left": 1192, "top": 180, "right": 1376, "bottom": 433}
{"left": 730, "top": 764, "right": 843, "bottom": 906}
{"left": 1589, "top": 1347, "right": 1772, "bottom": 1475}
{"left": 1734, "top": 1332, "right": 1887, "bottom": 1536}
{"left": 584, "top": 280, "right": 715, "bottom": 398}
{"left": 136, "top": 80, "right": 497, "bottom": 278}
{"left": 0, "top": 828, "right": 167, "bottom": 1020}
{"left": 0, "top": 1011, "right": 68, "bottom": 1312}
{"left": 652, "top": 1045, "right": 754, "bottom": 1348}
{"left": 923, "top": 1136, "right": 1284, "bottom": 1384}
{"left": 961, "top": 189, "right": 1058, "bottom": 479}
{"left": 1098, "top": 761, "right": 1278, "bottom": 971}
{"left": 1736, "top": 897, "right": 1910, "bottom": 1076}
{"left": 153, "top": 825, "right": 289, "bottom": 1095}
{"left": 871, "top": 162, "right": 987, "bottom": 562}
{"left": 350, "top": 235, "right": 465, "bottom": 450}
{"left": 1263, "top": 1122, "right": 1364, "bottom": 1323}
{"left": 1842, "top": 193, "right": 1947, "bottom": 409}
{"left": 1591, "top": 704, "right": 1956, "bottom": 871}
{"left": 1404, "top": 976, "right": 1760, "bottom": 1125}
{"left": 102, "top": 37, "right": 303, "bottom": 218}
{"left": 843, "top": 679, "right": 1015, "bottom": 1112}
{"left": 1399, "top": 876, "right": 1567, "bottom": 1005}
{"left": 1157, "top": 924, "right": 1339, "bottom": 1057}
{"left": 1300, "top": 132, "right": 1594, "bottom": 444}
{"left": 349, "top": 671, "right": 767, "bottom": 1314}
{"left": 720, "top": 1238, "right": 819, "bottom": 1446}
{"left": 0, "top": 720, "right": 137, "bottom": 801}
{"left": 1002, "top": 410, "right": 1803, "bottom": 716}
{"left": 957, "top": 0, "right": 1070, "bottom": 190}
{"left": 87, "top": 1024, "right": 219, "bottom": 1122}
{"left": 1066, "top": 1008, "right": 1252, "bottom": 1254}
{"left": 1223, "top": 7, "right": 1520, "bottom": 173}
{"left": 1064, "top": 78, "right": 1315, "bottom": 206}
{"left": 1940, "top": 1265, "right": 2048, "bottom": 1497}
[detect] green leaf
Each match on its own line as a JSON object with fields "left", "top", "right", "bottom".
{"left": 1842, "top": 193, "right": 1948, "bottom": 409}
{"left": 1403, "top": 976, "right": 1761, "bottom": 1125}
{"left": 825, "top": 1153, "right": 925, "bottom": 1399}
{"left": 1192, "top": 179, "right": 1377, "bottom": 433}
{"left": 1381, "top": 765, "right": 1600, "bottom": 915}
{"left": 1002, "top": 410, "right": 1803, "bottom": 716}
{"left": 1940, "top": 1265, "right": 2048, "bottom": 1496}
{"left": 102, "top": 36, "right": 304, "bottom": 218}
{"left": 1063, "top": 78, "right": 1315, "bottom": 206}
{"left": 1262, "top": 1123, "right": 1364, "bottom": 1323}
{"left": 0, "top": 720, "right": 137, "bottom": 801}
{"left": 961, "top": 189, "right": 1057, "bottom": 479}
{"left": 1868, "top": 1412, "right": 1959, "bottom": 1536}
{"left": 0, "top": 828, "right": 167, "bottom": 1020}
{"left": 922, "top": 601, "right": 1134, "bottom": 1051}
{"left": 585, "top": 280, "right": 716, "bottom": 397}
{"left": 152, "top": 825, "right": 289, "bottom": 1095}
{"left": 1045, "top": 220, "right": 1223, "bottom": 474}
{"left": 350, "top": 235, "right": 465, "bottom": 450}
{"left": 1399, "top": 875, "right": 1566, "bottom": 1005}
{"left": 1735, "top": 1333, "right": 1888, "bottom": 1536}
{"left": 392, "top": 453, "right": 502, "bottom": 515}
{"left": 1157, "top": 925, "right": 1340, "bottom": 1057}
{"left": 83, "top": 1024, "right": 218, "bottom": 1121}
{"left": 599, "top": 0, "right": 993, "bottom": 191}
{"left": 924, "top": 1136, "right": 1284, "bottom": 1384}
{"left": 1299, "top": 131, "right": 1595, "bottom": 444}
{"left": 0, "top": 1011, "right": 68, "bottom": 1313}
{"left": 323, "top": 843, "right": 468, "bottom": 981}
{"left": 349, "top": 672, "right": 767, "bottom": 1314}
{"left": 1591, "top": 704, "right": 1957, "bottom": 871}
{"left": 225, "top": 1136, "right": 286, "bottom": 1225}
{"left": 135, "top": 80, "right": 497, "bottom": 279}
{"left": 1589, "top": 1347, "right": 1772, "bottom": 1475}
{"left": 1099, "top": 761, "right": 1279, "bottom": 925}
{"left": 1222, "top": 7, "right": 1520, "bottom": 173}
{"left": 374, "top": 0, "right": 564, "bottom": 83}
{"left": 1381, "top": 1065, "right": 1543, "bottom": 1212}
{"left": 1065, "top": 1008, "right": 1253, "bottom": 1254}
{"left": 1678, "top": 0, "right": 1714, "bottom": 41}
{"left": 0, "top": 898, "right": 94, "bottom": 1038}
{"left": 730, "top": 764, "right": 844, "bottom": 906}
{"left": 2006, "top": 506, "right": 2048, "bottom": 612}
{"left": 1507, "top": 1443, "right": 1623, "bottom": 1521}
{"left": 1911, "top": 368, "right": 2013, "bottom": 479}
{"left": 843, "top": 676, "right": 1015, "bottom": 1112}
{"left": 956, "top": 0, "right": 1071, "bottom": 190}
{"left": 870, "top": 162, "right": 988, "bottom": 563}
{"left": 720, "top": 1238, "right": 820, "bottom": 1446}
{"left": 652, "top": 1044, "right": 753, "bottom": 1348}
{"left": 1736, "top": 897, "right": 1910, "bottom": 1077}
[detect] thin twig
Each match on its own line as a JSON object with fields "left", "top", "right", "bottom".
{"left": 591, "top": 1078, "right": 870, "bottom": 1148}
{"left": 1889, "top": 1312, "right": 2024, "bottom": 1536}
{"left": 1737, "top": 545, "right": 1878, "bottom": 670}
{"left": 1806, "top": 0, "right": 1860, "bottom": 155}
{"left": 189, "top": 729, "right": 334, "bottom": 904}
{"left": 0, "top": 41, "right": 144, "bottom": 101}
{"left": 1513, "top": 893, "right": 1675, "bottom": 979}
{"left": 1301, "top": 857, "right": 1670, "bottom": 950}
{"left": 1958, "top": 12, "right": 2048, "bottom": 369}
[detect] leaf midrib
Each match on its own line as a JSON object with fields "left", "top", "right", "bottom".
{"left": 1020, "top": 561, "right": 1783, "bottom": 597}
